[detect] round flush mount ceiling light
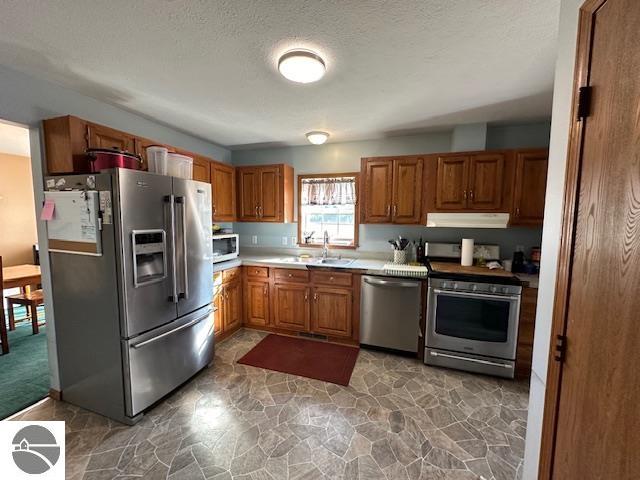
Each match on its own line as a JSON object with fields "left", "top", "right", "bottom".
{"left": 278, "top": 50, "right": 326, "bottom": 83}
{"left": 306, "top": 131, "right": 329, "bottom": 145}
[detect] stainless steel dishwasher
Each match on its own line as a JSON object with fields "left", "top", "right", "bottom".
{"left": 360, "top": 275, "right": 422, "bottom": 353}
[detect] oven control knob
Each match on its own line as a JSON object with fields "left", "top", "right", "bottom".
{"left": 453, "top": 283, "right": 459, "bottom": 289}
{"left": 471, "top": 284, "right": 478, "bottom": 291}
{"left": 442, "top": 282, "right": 449, "bottom": 289}
{"left": 502, "top": 287, "right": 510, "bottom": 294}
{"left": 490, "top": 286, "right": 498, "bottom": 293}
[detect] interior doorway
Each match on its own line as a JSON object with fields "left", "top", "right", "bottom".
{"left": 0, "top": 120, "right": 49, "bottom": 418}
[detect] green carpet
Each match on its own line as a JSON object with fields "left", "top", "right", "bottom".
{"left": 0, "top": 318, "right": 49, "bottom": 419}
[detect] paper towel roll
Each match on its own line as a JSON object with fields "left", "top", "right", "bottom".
{"left": 461, "top": 238, "right": 474, "bottom": 266}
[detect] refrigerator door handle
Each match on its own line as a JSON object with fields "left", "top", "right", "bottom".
{"left": 165, "top": 195, "right": 178, "bottom": 303}
{"left": 130, "top": 309, "right": 212, "bottom": 349}
{"left": 176, "top": 196, "right": 189, "bottom": 300}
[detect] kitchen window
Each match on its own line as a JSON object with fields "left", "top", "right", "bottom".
{"left": 298, "top": 173, "right": 359, "bottom": 248}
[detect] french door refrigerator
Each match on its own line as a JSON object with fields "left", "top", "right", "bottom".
{"left": 47, "top": 169, "right": 214, "bottom": 424}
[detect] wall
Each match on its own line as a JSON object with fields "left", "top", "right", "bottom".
{"left": 0, "top": 64, "right": 231, "bottom": 392}
{"left": 522, "top": 1, "right": 582, "bottom": 479}
{"left": 486, "top": 122, "right": 552, "bottom": 150}
{"left": 232, "top": 125, "right": 548, "bottom": 257}
{"left": 0, "top": 153, "right": 37, "bottom": 265}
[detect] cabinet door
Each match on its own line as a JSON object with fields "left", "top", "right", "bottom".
{"left": 213, "top": 273, "right": 224, "bottom": 336}
{"left": 223, "top": 281, "right": 242, "bottom": 331}
{"left": 237, "top": 168, "right": 259, "bottom": 221}
{"left": 259, "top": 166, "right": 281, "bottom": 222}
{"left": 311, "top": 287, "right": 352, "bottom": 337}
{"left": 211, "top": 163, "right": 236, "bottom": 222}
{"left": 87, "top": 123, "right": 136, "bottom": 153}
{"left": 435, "top": 156, "right": 469, "bottom": 210}
{"left": 245, "top": 280, "right": 270, "bottom": 327}
{"left": 192, "top": 156, "right": 210, "bottom": 183}
{"left": 362, "top": 160, "right": 393, "bottom": 223}
{"left": 273, "top": 284, "right": 309, "bottom": 332}
{"left": 392, "top": 157, "right": 423, "bottom": 223}
{"left": 512, "top": 151, "right": 548, "bottom": 226}
{"left": 468, "top": 154, "right": 505, "bottom": 210}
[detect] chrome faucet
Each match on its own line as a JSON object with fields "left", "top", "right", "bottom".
{"left": 321, "top": 230, "right": 330, "bottom": 259}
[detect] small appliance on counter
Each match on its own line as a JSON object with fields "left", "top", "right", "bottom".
{"left": 212, "top": 233, "right": 239, "bottom": 263}
{"left": 423, "top": 242, "right": 522, "bottom": 378}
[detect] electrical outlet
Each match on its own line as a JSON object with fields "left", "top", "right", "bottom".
{"left": 251, "top": 235, "right": 258, "bottom": 245}
{"left": 282, "top": 236, "right": 288, "bottom": 246}
{"left": 291, "top": 236, "right": 297, "bottom": 246}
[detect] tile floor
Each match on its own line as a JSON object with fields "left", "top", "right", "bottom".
{"left": 13, "top": 329, "right": 529, "bottom": 480}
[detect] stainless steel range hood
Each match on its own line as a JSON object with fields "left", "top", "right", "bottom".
{"left": 425, "top": 212, "right": 510, "bottom": 229}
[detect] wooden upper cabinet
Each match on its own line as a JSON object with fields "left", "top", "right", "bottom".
{"left": 244, "top": 280, "right": 270, "bottom": 327}
{"left": 435, "top": 156, "right": 470, "bottom": 210}
{"left": 392, "top": 157, "right": 424, "bottom": 223}
{"left": 512, "top": 150, "right": 549, "bottom": 226}
{"left": 192, "top": 156, "right": 210, "bottom": 183}
{"left": 273, "top": 284, "right": 310, "bottom": 332}
{"left": 311, "top": 287, "right": 352, "bottom": 337}
{"left": 237, "top": 167, "right": 260, "bottom": 221}
{"left": 87, "top": 123, "right": 136, "bottom": 153}
{"left": 258, "top": 167, "right": 280, "bottom": 221}
{"left": 235, "top": 164, "right": 294, "bottom": 223}
{"left": 43, "top": 115, "right": 90, "bottom": 174}
{"left": 362, "top": 159, "right": 393, "bottom": 223}
{"left": 468, "top": 154, "right": 504, "bottom": 210}
{"left": 210, "top": 162, "right": 236, "bottom": 222}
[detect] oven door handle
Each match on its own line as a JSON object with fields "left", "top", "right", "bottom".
{"left": 431, "top": 288, "right": 520, "bottom": 301}
{"left": 429, "top": 350, "right": 513, "bottom": 369}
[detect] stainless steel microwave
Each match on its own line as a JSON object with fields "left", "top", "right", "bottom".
{"left": 212, "top": 233, "right": 239, "bottom": 263}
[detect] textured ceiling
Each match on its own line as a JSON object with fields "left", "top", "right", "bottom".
{"left": 0, "top": 0, "right": 560, "bottom": 148}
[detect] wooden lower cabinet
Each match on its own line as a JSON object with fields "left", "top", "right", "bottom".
{"left": 311, "top": 287, "right": 353, "bottom": 337}
{"left": 515, "top": 286, "right": 537, "bottom": 378}
{"left": 223, "top": 280, "right": 242, "bottom": 331}
{"left": 213, "top": 273, "right": 224, "bottom": 336}
{"left": 245, "top": 280, "right": 270, "bottom": 327}
{"left": 273, "top": 284, "right": 310, "bottom": 332}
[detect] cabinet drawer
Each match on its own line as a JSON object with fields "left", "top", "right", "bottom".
{"left": 245, "top": 266, "right": 269, "bottom": 279}
{"left": 274, "top": 268, "right": 310, "bottom": 284}
{"left": 311, "top": 271, "right": 352, "bottom": 287}
{"left": 222, "top": 267, "right": 241, "bottom": 284}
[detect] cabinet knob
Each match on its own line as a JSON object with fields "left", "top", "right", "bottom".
{"left": 288, "top": 273, "right": 293, "bottom": 278}
{"left": 469, "top": 190, "right": 474, "bottom": 200}
{"left": 263, "top": 286, "right": 268, "bottom": 296}
{"left": 314, "top": 293, "right": 318, "bottom": 302}
{"left": 516, "top": 207, "right": 521, "bottom": 217}
{"left": 386, "top": 204, "right": 391, "bottom": 216}
{"left": 329, "top": 276, "right": 334, "bottom": 281}
{"left": 463, "top": 190, "right": 468, "bottom": 200}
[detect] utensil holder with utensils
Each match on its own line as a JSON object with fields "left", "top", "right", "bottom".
{"left": 393, "top": 250, "right": 407, "bottom": 264}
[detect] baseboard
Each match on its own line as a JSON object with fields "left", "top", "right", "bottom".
{"left": 49, "top": 388, "right": 62, "bottom": 401}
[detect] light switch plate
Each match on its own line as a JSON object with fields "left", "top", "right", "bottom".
{"left": 252, "top": 235, "right": 258, "bottom": 245}
{"left": 281, "top": 236, "right": 288, "bottom": 246}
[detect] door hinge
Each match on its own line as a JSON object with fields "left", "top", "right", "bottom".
{"left": 554, "top": 334, "right": 567, "bottom": 362}
{"left": 577, "top": 86, "right": 592, "bottom": 120}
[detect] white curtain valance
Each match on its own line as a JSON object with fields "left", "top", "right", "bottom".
{"left": 301, "top": 177, "right": 357, "bottom": 205}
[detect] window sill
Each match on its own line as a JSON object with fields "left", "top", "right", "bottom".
{"left": 297, "top": 243, "right": 358, "bottom": 250}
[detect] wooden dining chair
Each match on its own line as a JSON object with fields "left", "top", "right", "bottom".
{"left": 6, "top": 289, "right": 45, "bottom": 334}
{"left": 0, "top": 256, "right": 9, "bottom": 354}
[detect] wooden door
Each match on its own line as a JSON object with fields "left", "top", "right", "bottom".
{"left": 192, "top": 156, "right": 210, "bottom": 183}
{"left": 258, "top": 166, "right": 281, "bottom": 222}
{"left": 223, "top": 281, "right": 242, "bottom": 331}
{"left": 213, "top": 273, "right": 224, "bottom": 336}
{"left": 311, "top": 287, "right": 352, "bottom": 337}
{"left": 87, "top": 123, "right": 135, "bottom": 153}
{"left": 392, "top": 157, "right": 423, "bottom": 224}
{"left": 512, "top": 150, "right": 548, "bottom": 226}
{"left": 362, "top": 159, "right": 393, "bottom": 223}
{"left": 435, "top": 156, "right": 469, "bottom": 210}
{"left": 245, "top": 281, "right": 269, "bottom": 327}
{"left": 236, "top": 168, "right": 259, "bottom": 221}
{"left": 467, "top": 153, "right": 504, "bottom": 210}
{"left": 542, "top": 1, "right": 640, "bottom": 478}
{"left": 211, "top": 162, "right": 236, "bottom": 222}
{"left": 273, "top": 284, "right": 309, "bottom": 332}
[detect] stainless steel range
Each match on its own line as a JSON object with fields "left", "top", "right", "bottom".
{"left": 424, "top": 243, "right": 522, "bottom": 378}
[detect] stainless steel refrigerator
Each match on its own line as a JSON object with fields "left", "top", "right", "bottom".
{"left": 47, "top": 169, "right": 214, "bottom": 424}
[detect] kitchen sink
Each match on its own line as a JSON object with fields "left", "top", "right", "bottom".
{"left": 270, "top": 256, "right": 355, "bottom": 266}
{"left": 313, "top": 258, "right": 355, "bottom": 266}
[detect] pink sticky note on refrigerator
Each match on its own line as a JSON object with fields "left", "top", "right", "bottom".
{"left": 40, "top": 199, "right": 55, "bottom": 221}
